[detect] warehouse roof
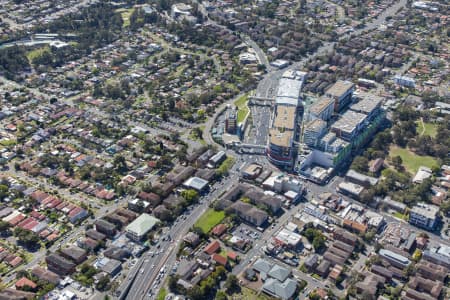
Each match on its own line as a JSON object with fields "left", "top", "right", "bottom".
{"left": 125, "top": 213, "right": 159, "bottom": 237}
{"left": 276, "top": 78, "right": 302, "bottom": 104}
{"left": 183, "top": 177, "right": 209, "bottom": 191}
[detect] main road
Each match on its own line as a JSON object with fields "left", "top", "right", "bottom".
{"left": 116, "top": 164, "right": 241, "bottom": 300}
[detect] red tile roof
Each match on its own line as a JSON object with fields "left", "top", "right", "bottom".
{"left": 22, "top": 220, "right": 39, "bottom": 231}
{"left": 17, "top": 217, "right": 34, "bottom": 228}
{"left": 55, "top": 202, "right": 68, "bottom": 211}
{"left": 204, "top": 240, "right": 220, "bottom": 255}
{"left": 9, "top": 214, "right": 25, "bottom": 226}
{"left": 227, "top": 251, "right": 238, "bottom": 261}
{"left": 8, "top": 256, "right": 23, "bottom": 267}
{"left": 30, "top": 190, "right": 50, "bottom": 203}
{"left": 30, "top": 211, "right": 45, "bottom": 221}
{"left": 47, "top": 198, "right": 62, "bottom": 209}
{"left": 41, "top": 196, "right": 57, "bottom": 206}
{"left": 212, "top": 253, "right": 227, "bottom": 266}
{"left": 68, "top": 206, "right": 82, "bottom": 217}
{"left": 15, "top": 277, "right": 37, "bottom": 290}
{"left": 211, "top": 224, "right": 227, "bottom": 236}
{"left": 343, "top": 219, "right": 367, "bottom": 234}
{"left": 46, "top": 232, "right": 59, "bottom": 242}
{"left": 147, "top": 161, "right": 157, "bottom": 168}
{"left": 39, "top": 230, "right": 51, "bottom": 238}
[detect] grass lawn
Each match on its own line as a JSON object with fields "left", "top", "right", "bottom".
{"left": 194, "top": 209, "right": 225, "bottom": 233}
{"left": 392, "top": 212, "right": 408, "bottom": 221}
{"left": 237, "top": 287, "right": 276, "bottom": 300}
{"left": 312, "top": 274, "right": 322, "bottom": 280}
{"left": 217, "top": 156, "right": 236, "bottom": 177}
{"left": 26, "top": 46, "right": 51, "bottom": 63}
{"left": 116, "top": 8, "right": 133, "bottom": 27}
{"left": 0, "top": 263, "right": 9, "bottom": 275}
{"left": 234, "top": 94, "right": 249, "bottom": 123}
{"left": 156, "top": 288, "right": 167, "bottom": 300}
{"left": 0, "top": 139, "right": 17, "bottom": 146}
{"left": 389, "top": 146, "right": 438, "bottom": 174}
{"left": 416, "top": 120, "right": 438, "bottom": 137}
{"left": 219, "top": 248, "right": 228, "bottom": 257}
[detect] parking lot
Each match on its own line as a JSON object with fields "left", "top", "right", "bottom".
{"left": 245, "top": 105, "right": 271, "bottom": 146}
{"left": 232, "top": 223, "right": 261, "bottom": 241}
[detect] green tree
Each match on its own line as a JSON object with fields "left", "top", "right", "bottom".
{"left": 129, "top": 8, "right": 145, "bottom": 31}
{"left": 441, "top": 201, "right": 450, "bottom": 216}
{"left": 363, "top": 229, "right": 376, "bottom": 242}
{"left": 304, "top": 228, "right": 317, "bottom": 242}
{"left": 0, "top": 184, "right": 8, "bottom": 200}
{"left": 187, "top": 285, "right": 203, "bottom": 300}
{"left": 80, "top": 263, "right": 97, "bottom": 278}
{"left": 14, "top": 227, "right": 40, "bottom": 249}
{"left": 93, "top": 84, "right": 103, "bottom": 97}
{"left": 181, "top": 189, "right": 199, "bottom": 205}
{"left": 105, "top": 83, "right": 123, "bottom": 99}
{"left": 309, "top": 292, "right": 321, "bottom": 300}
{"left": 31, "top": 48, "right": 54, "bottom": 66}
{"left": 135, "top": 200, "right": 145, "bottom": 212}
{"left": 214, "top": 265, "right": 227, "bottom": 280}
{"left": 351, "top": 156, "right": 369, "bottom": 173}
{"left": 303, "top": 227, "right": 326, "bottom": 252}
{"left": 96, "top": 275, "right": 110, "bottom": 291}
{"left": 113, "top": 155, "right": 128, "bottom": 173}
{"left": 141, "top": 182, "right": 152, "bottom": 193}
{"left": 168, "top": 275, "right": 178, "bottom": 292}
{"left": 389, "top": 286, "right": 402, "bottom": 298}
{"left": 391, "top": 155, "right": 403, "bottom": 171}
{"left": 412, "top": 249, "right": 422, "bottom": 262}
{"left": 312, "top": 235, "right": 326, "bottom": 252}
{"left": 215, "top": 290, "right": 228, "bottom": 300}
{"left": 0, "top": 220, "right": 10, "bottom": 233}
{"left": 224, "top": 274, "right": 240, "bottom": 295}
{"left": 0, "top": 45, "right": 30, "bottom": 79}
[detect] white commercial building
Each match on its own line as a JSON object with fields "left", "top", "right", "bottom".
{"left": 409, "top": 203, "right": 440, "bottom": 230}
{"left": 394, "top": 75, "right": 415, "bottom": 88}
{"left": 125, "top": 214, "right": 159, "bottom": 242}
{"left": 274, "top": 228, "right": 302, "bottom": 248}
{"left": 303, "top": 119, "right": 327, "bottom": 147}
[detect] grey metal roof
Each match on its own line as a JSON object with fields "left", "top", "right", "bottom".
{"left": 268, "top": 264, "right": 290, "bottom": 282}
{"left": 252, "top": 258, "right": 272, "bottom": 274}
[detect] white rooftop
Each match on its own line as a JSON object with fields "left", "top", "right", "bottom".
{"left": 183, "top": 176, "right": 209, "bottom": 191}
{"left": 411, "top": 203, "right": 439, "bottom": 219}
{"left": 413, "top": 166, "right": 433, "bottom": 183}
{"left": 126, "top": 213, "right": 159, "bottom": 237}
